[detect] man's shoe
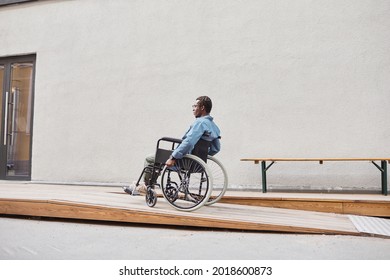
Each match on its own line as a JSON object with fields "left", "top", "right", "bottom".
{"left": 123, "top": 185, "right": 135, "bottom": 195}
{"left": 123, "top": 182, "right": 147, "bottom": 196}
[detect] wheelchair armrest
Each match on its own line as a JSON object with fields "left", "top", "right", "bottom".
{"left": 159, "top": 137, "right": 182, "bottom": 144}
{"left": 157, "top": 137, "right": 183, "bottom": 152}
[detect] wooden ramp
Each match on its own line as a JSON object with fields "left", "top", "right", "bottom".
{"left": 220, "top": 191, "right": 390, "bottom": 217}
{"left": 0, "top": 183, "right": 389, "bottom": 237}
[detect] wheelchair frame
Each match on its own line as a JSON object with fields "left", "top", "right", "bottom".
{"left": 134, "top": 137, "right": 227, "bottom": 211}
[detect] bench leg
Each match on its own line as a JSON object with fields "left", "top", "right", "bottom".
{"left": 261, "top": 161, "right": 267, "bottom": 193}
{"left": 382, "top": 160, "right": 388, "bottom": 196}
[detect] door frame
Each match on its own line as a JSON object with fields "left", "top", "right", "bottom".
{"left": 0, "top": 54, "right": 36, "bottom": 180}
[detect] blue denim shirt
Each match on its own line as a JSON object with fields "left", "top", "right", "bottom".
{"left": 172, "top": 115, "right": 221, "bottom": 159}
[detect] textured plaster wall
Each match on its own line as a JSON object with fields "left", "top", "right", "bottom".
{"left": 0, "top": 0, "right": 389, "bottom": 190}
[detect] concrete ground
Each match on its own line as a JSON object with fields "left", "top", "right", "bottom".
{"left": 1, "top": 216, "right": 390, "bottom": 260}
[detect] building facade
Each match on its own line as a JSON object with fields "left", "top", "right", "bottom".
{"left": 1, "top": 0, "right": 389, "bottom": 191}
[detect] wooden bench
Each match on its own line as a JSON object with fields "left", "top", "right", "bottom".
{"left": 240, "top": 158, "right": 390, "bottom": 196}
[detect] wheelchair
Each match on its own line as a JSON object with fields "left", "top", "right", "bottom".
{"left": 134, "top": 137, "right": 228, "bottom": 212}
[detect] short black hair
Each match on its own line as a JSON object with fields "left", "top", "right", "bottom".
{"left": 196, "top": 96, "right": 212, "bottom": 113}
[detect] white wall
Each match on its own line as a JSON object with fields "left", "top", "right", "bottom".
{"left": 0, "top": 0, "right": 389, "bottom": 190}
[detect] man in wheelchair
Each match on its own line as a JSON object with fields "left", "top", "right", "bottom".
{"left": 124, "top": 95, "right": 221, "bottom": 196}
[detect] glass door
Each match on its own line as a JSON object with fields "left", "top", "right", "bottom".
{"left": 0, "top": 55, "right": 35, "bottom": 180}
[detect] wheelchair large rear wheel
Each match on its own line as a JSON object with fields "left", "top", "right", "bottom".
{"left": 204, "top": 156, "right": 228, "bottom": 206}
{"left": 161, "top": 154, "right": 213, "bottom": 211}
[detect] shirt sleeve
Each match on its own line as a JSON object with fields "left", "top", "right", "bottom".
{"left": 171, "top": 120, "right": 205, "bottom": 159}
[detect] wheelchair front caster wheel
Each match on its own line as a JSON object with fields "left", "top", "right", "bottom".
{"left": 146, "top": 187, "right": 157, "bottom": 207}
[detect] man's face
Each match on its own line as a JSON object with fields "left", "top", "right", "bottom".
{"left": 192, "top": 100, "right": 203, "bottom": 118}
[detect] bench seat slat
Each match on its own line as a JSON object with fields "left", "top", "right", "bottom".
{"left": 241, "top": 158, "right": 390, "bottom": 162}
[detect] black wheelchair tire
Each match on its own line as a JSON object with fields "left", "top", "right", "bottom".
{"left": 145, "top": 187, "right": 157, "bottom": 207}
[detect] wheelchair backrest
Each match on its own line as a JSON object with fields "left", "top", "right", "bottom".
{"left": 154, "top": 137, "right": 211, "bottom": 164}
{"left": 191, "top": 138, "right": 211, "bottom": 162}
{"left": 155, "top": 137, "right": 181, "bottom": 164}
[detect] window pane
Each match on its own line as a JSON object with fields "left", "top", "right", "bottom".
{"left": 6, "top": 62, "right": 33, "bottom": 176}
{"left": 0, "top": 65, "right": 4, "bottom": 126}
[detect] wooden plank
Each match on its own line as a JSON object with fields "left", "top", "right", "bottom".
{"left": 343, "top": 202, "right": 390, "bottom": 217}
{"left": 221, "top": 197, "right": 390, "bottom": 217}
{"left": 221, "top": 197, "right": 344, "bottom": 213}
{"left": 220, "top": 192, "right": 390, "bottom": 217}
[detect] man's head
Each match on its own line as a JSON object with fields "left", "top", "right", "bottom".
{"left": 193, "top": 96, "right": 212, "bottom": 117}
